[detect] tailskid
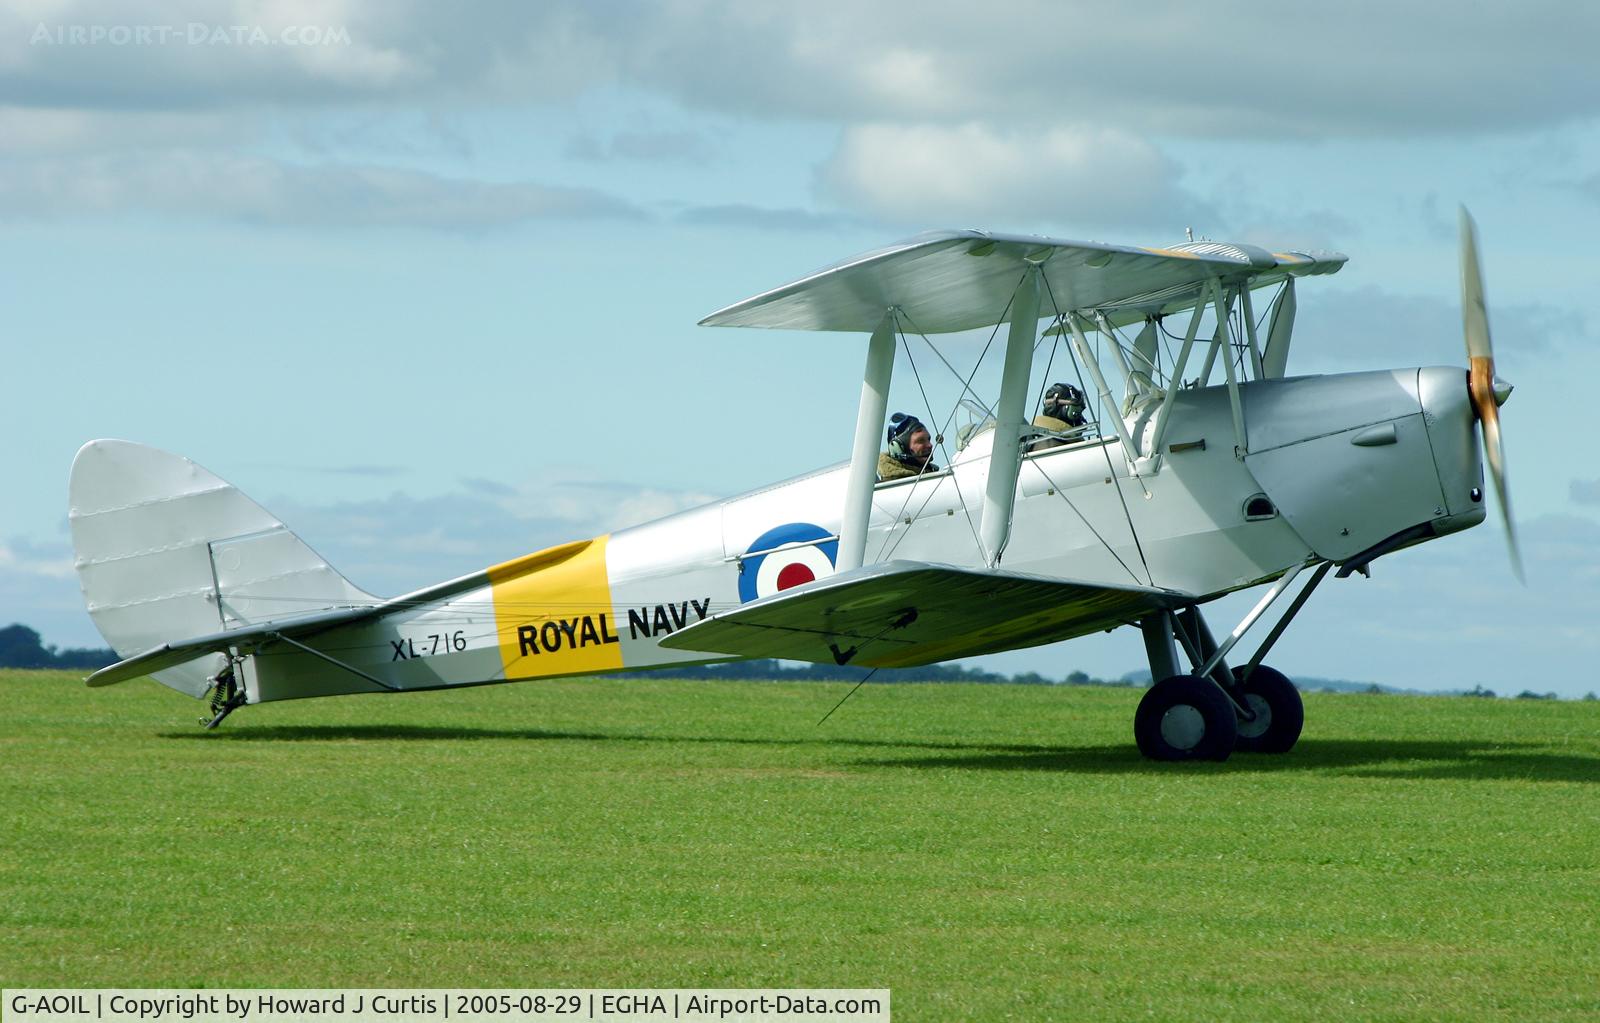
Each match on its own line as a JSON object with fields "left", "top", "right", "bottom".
{"left": 202, "top": 663, "right": 247, "bottom": 729}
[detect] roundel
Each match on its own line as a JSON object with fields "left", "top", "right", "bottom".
{"left": 738, "top": 522, "right": 839, "bottom": 603}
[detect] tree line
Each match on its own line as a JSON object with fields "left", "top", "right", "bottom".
{"left": 0, "top": 624, "right": 116, "bottom": 669}
{"left": 5, "top": 622, "right": 1591, "bottom": 699}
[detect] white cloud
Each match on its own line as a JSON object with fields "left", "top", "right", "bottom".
{"left": 0, "top": 537, "right": 75, "bottom": 580}
{"left": 0, "top": 0, "right": 420, "bottom": 106}
{"left": 815, "top": 122, "right": 1210, "bottom": 231}
{"left": 566, "top": 128, "right": 714, "bottom": 164}
{"left": 0, "top": 150, "right": 646, "bottom": 227}
{"left": 268, "top": 478, "right": 717, "bottom": 598}
{"left": 1290, "top": 514, "right": 1600, "bottom": 694}
{"left": 7, "top": 3, "right": 1598, "bottom": 138}
{"left": 1290, "top": 286, "right": 1588, "bottom": 371}
{"left": 676, "top": 203, "right": 865, "bottom": 232}
{"left": 0, "top": 105, "right": 242, "bottom": 155}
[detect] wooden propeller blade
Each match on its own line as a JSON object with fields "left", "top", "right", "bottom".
{"left": 1460, "top": 205, "right": 1523, "bottom": 582}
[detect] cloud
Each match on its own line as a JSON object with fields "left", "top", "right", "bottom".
{"left": 1572, "top": 479, "right": 1600, "bottom": 506}
{"left": 0, "top": 536, "right": 97, "bottom": 655}
{"left": 676, "top": 203, "right": 866, "bottom": 232}
{"left": 815, "top": 122, "right": 1212, "bottom": 231}
{"left": 0, "top": 105, "right": 242, "bottom": 156}
{"left": 484, "top": 477, "right": 720, "bottom": 537}
{"left": 268, "top": 476, "right": 718, "bottom": 598}
{"left": 460, "top": 476, "right": 516, "bottom": 498}
{"left": 1574, "top": 172, "right": 1600, "bottom": 205}
{"left": 305, "top": 464, "right": 409, "bottom": 478}
{"left": 0, "top": 1, "right": 422, "bottom": 109}
{"left": 1290, "top": 286, "right": 1588, "bottom": 371}
{"left": 0, "top": 537, "right": 75, "bottom": 581}
{"left": 566, "top": 128, "right": 714, "bottom": 164}
{"left": 1315, "top": 514, "right": 1600, "bottom": 657}
{"left": 7, "top": 4, "right": 1598, "bottom": 139}
{"left": 287, "top": 110, "right": 475, "bottom": 161}
{"left": 0, "top": 150, "right": 647, "bottom": 228}
{"left": 1156, "top": 513, "right": 1600, "bottom": 697}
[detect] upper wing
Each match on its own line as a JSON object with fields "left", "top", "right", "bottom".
{"left": 700, "top": 230, "right": 1344, "bottom": 334}
{"left": 656, "top": 560, "right": 1188, "bottom": 668}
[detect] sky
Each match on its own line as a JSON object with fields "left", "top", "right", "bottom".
{"left": 2, "top": 1, "right": 1598, "bottom": 696}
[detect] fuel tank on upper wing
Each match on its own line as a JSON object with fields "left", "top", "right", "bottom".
{"left": 1240, "top": 368, "right": 1485, "bottom": 563}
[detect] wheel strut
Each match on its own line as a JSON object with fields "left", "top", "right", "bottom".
{"left": 202, "top": 663, "right": 246, "bottom": 729}
{"left": 1154, "top": 560, "right": 1331, "bottom": 717}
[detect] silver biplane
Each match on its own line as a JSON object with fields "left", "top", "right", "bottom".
{"left": 69, "top": 211, "right": 1516, "bottom": 760}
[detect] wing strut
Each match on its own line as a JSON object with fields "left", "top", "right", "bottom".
{"left": 836, "top": 310, "right": 897, "bottom": 571}
{"left": 1261, "top": 279, "right": 1296, "bottom": 379}
{"left": 1146, "top": 299, "right": 1208, "bottom": 461}
{"left": 1065, "top": 313, "right": 1140, "bottom": 462}
{"left": 978, "top": 266, "right": 1042, "bottom": 566}
{"left": 1239, "top": 284, "right": 1266, "bottom": 380}
{"left": 1209, "top": 280, "right": 1247, "bottom": 455}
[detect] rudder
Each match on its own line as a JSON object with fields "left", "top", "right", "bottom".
{"left": 69, "top": 439, "right": 376, "bottom": 696}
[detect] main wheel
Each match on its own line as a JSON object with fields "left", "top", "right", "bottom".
{"left": 1231, "top": 665, "right": 1303, "bottom": 754}
{"left": 1134, "top": 674, "right": 1238, "bottom": 761}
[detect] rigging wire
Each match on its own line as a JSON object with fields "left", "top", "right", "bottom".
{"left": 1041, "top": 281, "right": 1154, "bottom": 587}
{"left": 816, "top": 667, "right": 879, "bottom": 726}
{"left": 869, "top": 322, "right": 986, "bottom": 563}
{"left": 872, "top": 277, "right": 1038, "bottom": 565}
{"left": 1032, "top": 331, "right": 1061, "bottom": 418}
{"left": 897, "top": 301, "right": 1012, "bottom": 425}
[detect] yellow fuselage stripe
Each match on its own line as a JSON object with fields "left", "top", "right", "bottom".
{"left": 489, "top": 535, "right": 623, "bottom": 679}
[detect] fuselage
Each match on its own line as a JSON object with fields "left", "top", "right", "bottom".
{"left": 242, "top": 365, "right": 1484, "bottom": 704}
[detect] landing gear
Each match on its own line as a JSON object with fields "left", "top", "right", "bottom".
{"left": 202, "top": 663, "right": 246, "bottom": 729}
{"left": 1134, "top": 563, "right": 1328, "bottom": 761}
{"left": 1232, "top": 665, "right": 1303, "bottom": 754}
{"left": 1134, "top": 674, "right": 1238, "bottom": 761}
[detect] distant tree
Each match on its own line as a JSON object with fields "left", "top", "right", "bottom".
{"left": 51, "top": 644, "right": 117, "bottom": 669}
{"left": 1585, "top": 692, "right": 1599, "bottom": 702}
{"left": 1065, "top": 670, "right": 1090, "bottom": 686}
{"left": 0, "top": 624, "right": 115, "bottom": 670}
{"left": 0, "top": 624, "right": 53, "bottom": 668}
{"left": 1363, "top": 684, "right": 1385, "bottom": 695}
{"left": 1514, "top": 690, "right": 1556, "bottom": 701}
{"left": 1464, "top": 684, "right": 1498, "bottom": 699}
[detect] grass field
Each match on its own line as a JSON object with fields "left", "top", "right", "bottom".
{"left": 2, "top": 668, "right": 1597, "bottom": 1020}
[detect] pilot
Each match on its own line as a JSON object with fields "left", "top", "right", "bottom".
{"left": 1029, "top": 382, "right": 1087, "bottom": 451}
{"left": 878, "top": 412, "right": 938, "bottom": 480}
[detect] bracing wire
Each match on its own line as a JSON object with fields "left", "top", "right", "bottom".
{"left": 1032, "top": 332, "right": 1061, "bottom": 419}
{"left": 816, "top": 668, "right": 879, "bottom": 725}
{"left": 870, "top": 322, "right": 986, "bottom": 564}
{"left": 1041, "top": 279, "right": 1154, "bottom": 587}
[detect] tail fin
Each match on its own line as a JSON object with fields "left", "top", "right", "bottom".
{"left": 69, "top": 440, "right": 376, "bottom": 696}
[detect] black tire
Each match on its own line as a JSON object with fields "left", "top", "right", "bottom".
{"left": 1231, "top": 665, "right": 1303, "bottom": 754}
{"left": 1134, "top": 674, "right": 1238, "bottom": 761}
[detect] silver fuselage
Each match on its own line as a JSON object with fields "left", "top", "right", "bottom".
{"left": 239, "top": 365, "right": 1484, "bottom": 704}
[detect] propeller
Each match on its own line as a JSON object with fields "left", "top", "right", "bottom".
{"left": 1458, "top": 205, "right": 1523, "bottom": 581}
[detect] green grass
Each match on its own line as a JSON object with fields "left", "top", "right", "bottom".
{"left": 2, "top": 669, "right": 1597, "bottom": 1021}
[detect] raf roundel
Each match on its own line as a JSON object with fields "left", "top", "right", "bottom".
{"left": 738, "top": 522, "right": 839, "bottom": 604}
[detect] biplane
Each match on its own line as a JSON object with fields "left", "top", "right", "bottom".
{"left": 69, "top": 210, "right": 1515, "bottom": 760}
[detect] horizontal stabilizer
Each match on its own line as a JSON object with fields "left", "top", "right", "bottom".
{"left": 657, "top": 561, "right": 1187, "bottom": 668}
{"left": 85, "top": 603, "right": 387, "bottom": 689}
